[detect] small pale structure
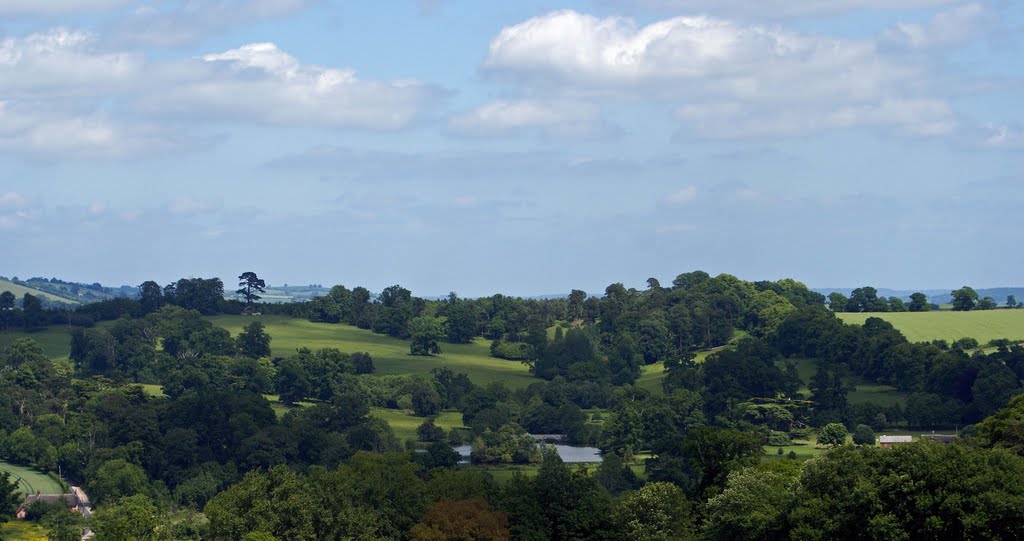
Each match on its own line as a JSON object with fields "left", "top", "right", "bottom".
{"left": 878, "top": 435, "right": 913, "bottom": 448}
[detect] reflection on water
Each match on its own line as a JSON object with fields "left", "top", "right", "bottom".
{"left": 454, "top": 444, "right": 602, "bottom": 464}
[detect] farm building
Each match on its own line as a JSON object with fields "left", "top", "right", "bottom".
{"left": 878, "top": 435, "right": 913, "bottom": 448}
{"left": 921, "top": 434, "right": 959, "bottom": 444}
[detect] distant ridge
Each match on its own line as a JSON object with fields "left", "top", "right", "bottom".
{"left": 813, "top": 287, "right": 1024, "bottom": 306}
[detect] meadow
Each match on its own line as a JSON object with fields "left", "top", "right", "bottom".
{"left": 837, "top": 310, "right": 1024, "bottom": 344}
{"left": 208, "top": 315, "right": 536, "bottom": 388}
{"left": 0, "top": 461, "right": 65, "bottom": 495}
{"left": 0, "top": 521, "right": 48, "bottom": 541}
{"left": 0, "top": 326, "right": 79, "bottom": 363}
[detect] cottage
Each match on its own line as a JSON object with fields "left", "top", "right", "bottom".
{"left": 16, "top": 493, "right": 80, "bottom": 519}
{"left": 878, "top": 435, "right": 913, "bottom": 448}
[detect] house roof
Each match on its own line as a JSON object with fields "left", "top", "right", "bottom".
{"left": 879, "top": 435, "right": 913, "bottom": 443}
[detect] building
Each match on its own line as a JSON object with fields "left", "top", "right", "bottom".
{"left": 878, "top": 435, "right": 913, "bottom": 448}
{"left": 16, "top": 493, "right": 81, "bottom": 519}
{"left": 921, "top": 434, "right": 959, "bottom": 444}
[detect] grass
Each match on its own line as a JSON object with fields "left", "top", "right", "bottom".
{"left": 0, "top": 326, "right": 78, "bottom": 363}
{"left": 636, "top": 333, "right": 747, "bottom": 395}
{"left": 208, "top": 315, "right": 536, "bottom": 388}
{"left": 0, "top": 522, "right": 49, "bottom": 541}
{"left": 837, "top": 310, "right": 1024, "bottom": 344}
{"left": 779, "top": 357, "right": 909, "bottom": 408}
{"left": 0, "top": 279, "right": 75, "bottom": 305}
{"left": 0, "top": 462, "right": 65, "bottom": 496}
{"left": 369, "top": 408, "right": 467, "bottom": 443}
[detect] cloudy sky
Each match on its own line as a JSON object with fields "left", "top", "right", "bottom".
{"left": 1, "top": 0, "right": 1021, "bottom": 297}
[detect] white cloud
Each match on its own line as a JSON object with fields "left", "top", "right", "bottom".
{"left": 623, "top": 0, "right": 956, "bottom": 18}
{"left": 0, "top": 29, "right": 146, "bottom": 98}
{"left": 667, "top": 185, "right": 698, "bottom": 204}
{"left": 0, "top": 29, "right": 439, "bottom": 158}
{"left": 0, "top": 192, "right": 29, "bottom": 209}
{"left": 108, "top": 0, "right": 316, "bottom": 48}
{"left": 485, "top": 10, "right": 952, "bottom": 138}
{"left": 451, "top": 195, "right": 478, "bottom": 208}
{"left": 981, "top": 123, "right": 1024, "bottom": 149}
{"left": 143, "top": 43, "right": 440, "bottom": 129}
{"left": 879, "top": 3, "right": 993, "bottom": 50}
{"left": 448, "top": 99, "right": 610, "bottom": 137}
{"left": 0, "top": 0, "right": 130, "bottom": 15}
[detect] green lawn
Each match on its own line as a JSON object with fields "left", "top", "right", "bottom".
{"left": 369, "top": 408, "right": 467, "bottom": 443}
{"left": 838, "top": 310, "right": 1024, "bottom": 344}
{"left": 209, "top": 315, "right": 536, "bottom": 388}
{"left": 0, "top": 462, "right": 65, "bottom": 496}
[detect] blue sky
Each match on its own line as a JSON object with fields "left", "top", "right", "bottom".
{"left": 1, "top": 0, "right": 1021, "bottom": 297}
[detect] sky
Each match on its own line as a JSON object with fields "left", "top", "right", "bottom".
{"left": 0, "top": 0, "right": 1022, "bottom": 297}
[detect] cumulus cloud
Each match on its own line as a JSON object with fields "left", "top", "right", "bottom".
{"left": 0, "top": 0, "right": 130, "bottom": 15}
{"left": 0, "top": 28, "right": 439, "bottom": 158}
{"left": 108, "top": 0, "right": 317, "bottom": 48}
{"left": 142, "top": 43, "right": 441, "bottom": 129}
{"left": 448, "top": 99, "right": 612, "bottom": 138}
{"left": 879, "top": 3, "right": 994, "bottom": 50}
{"left": 484, "top": 10, "right": 954, "bottom": 138}
{"left": 0, "top": 29, "right": 146, "bottom": 99}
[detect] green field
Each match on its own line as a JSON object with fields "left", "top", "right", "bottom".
{"left": 209, "top": 315, "right": 536, "bottom": 388}
{"left": 0, "top": 462, "right": 65, "bottom": 496}
{"left": 0, "top": 326, "right": 78, "bottom": 363}
{"left": 0, "top": 279, "right": 75, "bottom": 305}
{"left": 369, "top": 408, "right": 466, "bottom": 443}
{"left": 838, "top": 310, "right": 1024, "bottom": 344}
{"left": 781, "top": 357, "right": 909, "bottom": 407}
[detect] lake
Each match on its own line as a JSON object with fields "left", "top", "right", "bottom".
{"left": 454, "top": 444, "right": 603, "bottom": 464}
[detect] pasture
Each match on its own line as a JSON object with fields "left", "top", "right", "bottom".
{"left": 369, "top": 408, "right": 467, "bottom": 443}
{"left": 838, "top": 310, "right": 1024, "bottom": 344}
{"left": 0, "top": 521, "right": 48, "bottom": 541}
{"left": 208, "top": 315, "right": 536, "bottom": 388}
{"left": 0, "top": 326, "right": 78, "bottom": 363}
{"left": 0, "top": 461, "right": 65, "bottom": 496}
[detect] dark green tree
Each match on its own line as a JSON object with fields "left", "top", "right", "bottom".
{"left": 21, "top": 292, "right": 44, "bottom": 330}
{"left": 827, "top": 292, "right": 848, "bottom": 312}
{"left": 977, "top": 296, "right": 997, "bottom": 310}
{"left": 817, "top": 423, "right": 848, "bottom": 447}
{"left": 237, "top": 272, "right": 267, "bottom": 307}
{"left": 951, "top": 286, "right": 979, "bottom": 311}
{"left": 1008, "top": 295, "right": 1018, "bottom": 308}
{"left": 852, "top": 424, "right": 875, "bottom": 446}
{"left": 237, "top": 321, "right": 272, "bottom": 359}
{"left": 409, "top": 316, "right": 444, "bottom": 356}
{"left": 0, "top": 471, "right": 21, "bottom": 523}
{"left": 908, "top": 292, "right": 930, "bottom": 312}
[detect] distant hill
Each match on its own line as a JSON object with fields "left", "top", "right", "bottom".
{"left": 814, "top": 287, "right": 1024, "bottom": 306}
{"left": 0, "top": 277, "right": 131, "bottom": 306}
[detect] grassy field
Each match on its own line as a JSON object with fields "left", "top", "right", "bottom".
{"left": 0, "top": 279, "right": 74, "bottom": 305}
{"left": 0, "top": 522, "right": 49, "bottom": 541}
{"left": 0, "top": 462, "right": 65, "bottom": 496}
{"left": 369, "top": 408, "right": 466, "bottom": 443}
{"left": 209, "top": 315, "right": 536, "bottom": 388}
{"left": 0, "top": 326, "right": 78, "bottom": 363}
{"left": 838, "top": 310, "right": 1024, "bottom": 344}
{"left": 636, "top": 333, "right": 749, "bottom": 395}
{"left": 781, "top": 357, "right": 909, "bottom": 407}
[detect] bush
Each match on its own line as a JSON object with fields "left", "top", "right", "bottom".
{"left": 852, "top": 424, "right": 875, "bottom": 446}
{"left": 953, "top": 337, "right": 979, "bottom": 350}
{"left": 787, "top": 450, "right": 797, "bottom": 460}
{"left": 767, "top": 431, "right": 792, "bottom": 446}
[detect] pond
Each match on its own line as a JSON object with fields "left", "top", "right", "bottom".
{"left": 454, "top": 444, "right": 603, "bottom": 464}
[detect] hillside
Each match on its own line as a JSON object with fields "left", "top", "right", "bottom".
{"left": 0, "top": 279, "right": 77, "bottom": 305}
{"left": 816, "top": 287, "right": 1024, "bottom": 306}
{"left": 209, "top": 315, "right": 535, "bottom": 387}
{"left": 837, "top": 310, "right": 1024, "bottom": 344}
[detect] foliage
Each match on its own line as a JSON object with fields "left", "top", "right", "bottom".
{"left": 409, "top": 317, "right": 444, "bottom": 356}
{"left": 852, "top": 424, "right": 875, "bottom": 446}
{"left": 410, "top": 499, "right": 511, "bottom": 541}
{"left": 816, "top": 423, "right": 848, "bottom": 447}
{"left": 612, "top": 482, "right": 696, "bottom": 541}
